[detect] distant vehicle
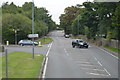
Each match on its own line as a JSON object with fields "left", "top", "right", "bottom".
{"left": 72, "top": 39, "right": 89, "bottom": 48}
{"left": 64, "top": 34, "right": 70, "bottom": 38}
{"left": 18, "top": 40, "right": 38, "bottom": 46}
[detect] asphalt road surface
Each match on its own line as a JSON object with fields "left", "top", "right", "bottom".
{"left": 45, "top": 30, "right": 118, "bottom": 78}
{"left": 2, "top": 43, "right": 49, "bottom": 56}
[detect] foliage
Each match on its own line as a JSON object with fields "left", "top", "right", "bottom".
{"left": 59, "top": 6, "right": 81, "bottom": 34}
{"left": 60, "top": 2, "right": 120, "bottom": 40}
{"left": 2, "top": 13, "right": 31, "bottom": 44}
{"left": 2, "top": 2, "right": 56, "bottom": 44}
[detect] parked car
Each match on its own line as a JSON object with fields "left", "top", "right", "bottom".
{"left": 18, "top": 40, "right": 38, "bottom": 46}
{"left": 64, "top": 34, "right": 70, "bottom": 38}
{"left": 72, "top": 39, "right": 89, "bottom": 48}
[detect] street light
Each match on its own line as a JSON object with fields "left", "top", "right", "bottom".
{"left": 32, "top": 0, "right": 35, "bottom": 59}
{"left": 13, "top": 29, "right": 19, "bottom": 45}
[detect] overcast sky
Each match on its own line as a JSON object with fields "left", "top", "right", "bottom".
{"left": 0, "top": 0, "right": 93, "bottom": 24}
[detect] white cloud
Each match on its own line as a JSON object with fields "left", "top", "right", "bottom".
{"left": 1, "top": 0, "right": 93, "bottom": 24}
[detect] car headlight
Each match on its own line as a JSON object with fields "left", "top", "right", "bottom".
{"left": 80, "top": 43, "right": 84, "bottom": 45}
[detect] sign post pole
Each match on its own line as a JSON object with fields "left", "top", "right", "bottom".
{"left": 5, "top": 48, "right": 8, "bottom": 78}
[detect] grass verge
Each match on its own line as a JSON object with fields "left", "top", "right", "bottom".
{"left": 104, "top": 45, "right": 120, "bottom": 54}
{"left": 2, "top": 51, "right": 44, "bottom": 78}
{"left": 36, "top": 37, "right": 53, "bottom": 45}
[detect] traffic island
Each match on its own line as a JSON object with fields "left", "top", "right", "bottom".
{"left": 36, "top": 37, "right": 53, "bottom": 45}
{"left": 2, "top": 51, "right": 44, "bottom": 78}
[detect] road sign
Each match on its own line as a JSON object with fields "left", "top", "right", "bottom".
{"left": 28, "top": 34, "right": 38, "bottom": 38}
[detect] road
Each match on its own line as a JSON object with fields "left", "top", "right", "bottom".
{"left": 44, "top": 30, "right": 118, "bottom": 79}
{"left": 2, "top": 30, "right": 118, "bottom": 79}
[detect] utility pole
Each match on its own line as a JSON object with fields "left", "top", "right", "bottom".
{"left": 32, "top": 0, "right": 35, "bottom": 59}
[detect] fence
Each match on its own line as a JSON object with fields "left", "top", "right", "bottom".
{"left": 102, "top": 39, "right": 120, "bottom": 50}
{"left": 78, "top": 35, "right": 120, "bottom": 50}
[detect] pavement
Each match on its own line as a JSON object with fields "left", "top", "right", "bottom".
{"left": 44, "top": 30, "right": 118, "bottom": 78}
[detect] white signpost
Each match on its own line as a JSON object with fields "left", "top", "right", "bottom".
{"left": 28, "top": 34, "right": 38, "bottom": 38}
{"left": 28, "top": 34, "right": 38, "bottom": 59}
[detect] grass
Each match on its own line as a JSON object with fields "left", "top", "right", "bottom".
{"left": 36, "top": 36, "right": 53, "bottom": 45}
{"left": 2, "top": 51, "right": 44, "bottom": 78}
{"left": 104, "top": 45, "right": 120, "bottom": 54}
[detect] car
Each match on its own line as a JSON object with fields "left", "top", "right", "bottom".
{"left": 72, "top": 39, "right": 89, "bottom": 48}
{"left": 64, "top": 34, "right": 70, "bottom": 38}
{"left": 18, "top": 40, "right": 38, "bottom": 46}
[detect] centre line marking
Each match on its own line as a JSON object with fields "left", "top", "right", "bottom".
{"left": 46, "top": 42, "right": 53, "bottom": 57}
{"left": 64, "top": 48, "right": 69, "bottom": 56}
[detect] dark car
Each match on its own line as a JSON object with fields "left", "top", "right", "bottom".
{"left": 72, "top": 39, "right": 89, "bottom": 48}
{"left": 18, "top": 40, "right": 38, "bottom": 46}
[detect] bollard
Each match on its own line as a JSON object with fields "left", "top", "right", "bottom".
{"left": 38, "top": 42, "right": 42, "bottom": 47}
{"left": 6, "top": 41, "right": 9, "bottom": 46}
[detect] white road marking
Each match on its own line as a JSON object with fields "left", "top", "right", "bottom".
{"left": 94, "top": 57, "right": 98, "bottom": 61}
{"left": 46, "top": 42, "right": 53, "bottom": 57}
{"left": 104, "top": 68, "right": 111, "bottom": 76}
{"left": 94, "top": 57, "right": 111, "bottom": 76}
{"left": 78, "top": 62, "right": 91, "bottom": 64}
{"left": 48, "top": 44, "right": 50, "bottom": 47}
{"left": 100, "top": 48, "right": 118, "bottom": 59}
{"left": 82, "top": 68, "right": 105, "bottom": 72}
{"left": 42, "top": 42, "right": 53, "bottom": 78}
{"left": 66, "top": 53, "right": 69, "bottom": 56}
{"left": 88, "top": 72, "right": 110, "bottom": 76}
{"left": 64, "top": 48, "right": 69, "bottom": 56}
{"left": 80, "top": 64, "right": 95, "bottom": 67}
{"left": 98, "top": 61, "right": 103, "bottom": 67}
{"left": 64, "top": 49, "right": 67, "bottom": 53}
{"left": 42, "top": 57, "right": 49, "bottom": 78}
{"left": 94, "top": 57, "right": 103, "bottom": 67}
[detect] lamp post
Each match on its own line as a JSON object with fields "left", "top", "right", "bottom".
{"left": 13, "top": 29, "right": 19, "bottom": 45}
{"left": 32, "top": 0, "right": 35, "bottom": 59}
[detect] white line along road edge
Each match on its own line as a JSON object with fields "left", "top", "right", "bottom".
{"left": 100, "top": 48, "right": 118, "bottom": 59}
{"left": 42, "top": 42, "right": 53, "bottom": 78}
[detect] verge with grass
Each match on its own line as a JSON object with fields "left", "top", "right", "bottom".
{"left": 36, "top": 37, "right": 53, "bottom": 45}
{"left": 2, "top": 51, "right": 44, "bottom": 78}
{"left": 104, "top": 45, "right": 120, "bottom": 54}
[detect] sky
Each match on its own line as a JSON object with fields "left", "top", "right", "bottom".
{"left": 0, "top": 0, "right": 94, "bottom": 24}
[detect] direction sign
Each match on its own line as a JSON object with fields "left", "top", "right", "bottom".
{"left": 28, "top": 34, "right": 38, "bottom": 38}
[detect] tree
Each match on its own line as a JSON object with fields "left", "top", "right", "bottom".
{"left": 2, "top": 13, "right": 32, "bottom": 44}
{"left": 59, "top": 6, "right": 81, "bottom": 34}
{"left": 2, "top": 2, "right": 56, "bottom": 44}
